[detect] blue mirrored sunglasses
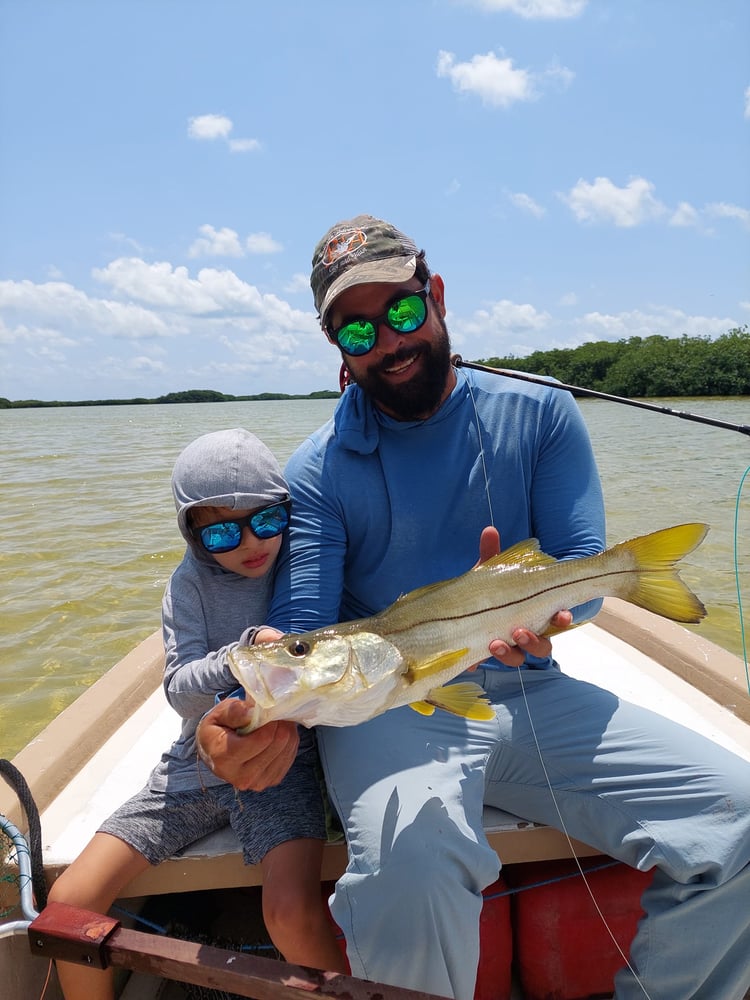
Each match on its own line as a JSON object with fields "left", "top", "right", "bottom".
{"left": 326, "top": 281, "right": 431, "bottom": 357}
{"left": 194, "top": 500, "right": 291, "bottom": 553}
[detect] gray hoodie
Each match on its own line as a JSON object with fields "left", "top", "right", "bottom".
{"left": 150, "top": 427, "right": 289, "bottom": 792}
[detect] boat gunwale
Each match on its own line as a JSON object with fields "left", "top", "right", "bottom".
{"left": 2, "top": 599, "right": 748, "bottom": 896}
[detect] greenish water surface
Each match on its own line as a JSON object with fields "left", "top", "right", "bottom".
{"left": 1, "top": 396, "right": 747, "bottom": 759}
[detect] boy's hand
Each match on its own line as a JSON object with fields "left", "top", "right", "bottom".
{"left": 196, "top": 698, "right": 299, "bottom": 791}
{"left": 477, "top": 526, "right": 573, "bottom": 668}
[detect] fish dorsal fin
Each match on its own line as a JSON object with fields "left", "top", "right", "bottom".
{"left": 393, "top": 578, "right": 450, "bottom": 605}
{"left": 474, "top": 539, "right": 557, "bottom": 572}
{"left": 405, "top": 647, "right": 469, "bottom": 681}
{"left": 419, "top": 681, "right": 495, "bottom": 721}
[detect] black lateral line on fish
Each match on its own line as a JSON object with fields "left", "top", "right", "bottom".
{"left": 380, "top": 566, "right": 653, "bottom": 636}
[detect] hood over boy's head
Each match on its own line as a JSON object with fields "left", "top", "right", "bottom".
{"left": 171, "top": 428, "right": 288, "bottom": 550}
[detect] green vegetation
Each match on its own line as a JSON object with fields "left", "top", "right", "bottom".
{"left": 478, "top": 327, "right": 749, "bottom": 398}
{"left": 0, "top": 388, "right": 341, "bottom": 409}
{"left": 1, "top": 328, "right": 747, "bottom": 409}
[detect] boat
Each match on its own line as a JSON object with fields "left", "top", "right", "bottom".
{"left": 1, "top": 597, "right": 749, "bottom": 1000}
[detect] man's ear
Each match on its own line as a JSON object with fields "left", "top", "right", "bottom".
{"left": 429, "top": 273, "right": 446, "bottom": 317}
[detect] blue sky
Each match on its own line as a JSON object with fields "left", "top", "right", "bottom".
{"left": 1, "top": 0, "right": 748, "bottom": 402}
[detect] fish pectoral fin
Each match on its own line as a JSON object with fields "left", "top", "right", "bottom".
{"left": 406, "top": 648, "right": 469, "bottom": 681}
{"left": 424, "top": 682, "right": 495, "bottom": 721}
{"left": 409, "top": 700, "right": 437, "bottom": 716}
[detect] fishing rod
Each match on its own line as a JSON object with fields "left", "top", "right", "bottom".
{"left": 451, "top": 356, "right": 750, "bottom": 437}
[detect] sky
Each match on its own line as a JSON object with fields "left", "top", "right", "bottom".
{"left": 1, "top": 0, "right": 748, "bottom": 402}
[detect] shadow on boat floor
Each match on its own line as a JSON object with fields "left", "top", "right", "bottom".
{"left": 118, "top": 884, "right": 279, "bottom": 1000}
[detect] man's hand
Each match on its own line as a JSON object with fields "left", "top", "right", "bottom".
{"left": 254, "top": 626, "right": 283, "bottom": 645}
{"left": 477, "top": 526, "right": 573, "bottom": 668}
{"left": 196, "top": 698, "right": 299, "bottom": 791}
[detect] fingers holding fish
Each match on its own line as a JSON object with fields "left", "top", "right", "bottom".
{"left": 197, "top": 699, "right": 300, "bottom": 791}
{"left": 489, "top": 611, "right": 573, "bottom": 667}
{"left": 476, "top": 525, "right": 501, "bottom": 566}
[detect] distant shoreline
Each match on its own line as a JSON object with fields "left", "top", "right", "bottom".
{"left": 3, "top": 327, "right": 748, "bottom": 408}
{"left": 0, "top": 389, "right": 341, "bottom": 409}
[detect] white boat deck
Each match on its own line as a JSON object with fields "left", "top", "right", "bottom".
{"left": 33, "top": 604, "right": 750, "bottom": 900}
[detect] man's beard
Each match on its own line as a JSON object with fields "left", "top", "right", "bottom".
{"left": 348, "top": 320, "right": 453, "bottom": 421}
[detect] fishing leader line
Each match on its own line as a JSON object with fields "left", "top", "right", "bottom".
{"left": 463, "top": 366, "right": 655, "bottom": 997}
{"left": 453, "top": 356, "right": 750, "bottom": 691}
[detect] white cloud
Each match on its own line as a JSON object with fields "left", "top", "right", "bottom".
{"left": 577, "top": 306, "right": 737, "bottom": 341}
{"left": 460, "top": 0, "right": 587, "bottom": 18}
{"left": 187, "top": 115, "right": 262, "bottom": 155}
{"left": 187, "top": 113, "right": 233, "bottom": 141}
{"left": 0, "top": 277, "right": 172, "bottom": 338}
{"left": 508, "top": 191, "right": 545, "bottom": 217}
{"left": 561, "top": 176, "right": 666, "bottom": 227}
{"left": 228, "top": 138, "right": 262, "bottom": 153}
{"left": 437, "top": 49, "right": 573, "bottom": 108}
{"left": 285, "top": 272, "right": 311, "bottom": 294}
{"left": 669, "top": 202, "right": 700, "bottom": 228}
{"left": 459, "top": 299, "right": 551, "bottom": 338}
{"left": 744, "top": 85, "right": 750, "bottom": 119}
{"left": 188, "top": 224, "right": 244, "bottom": 259}
{"left": 246, "top": 232, "right": 283, "bottom": 254}
{"left": 437, "top": 50, "right": 534, "bottom": 107}
{"left": 706, "top": 201, "right": 750, "bottom": 229}
{"left": 559, "top": 292, "right": 578, "bottom": 306}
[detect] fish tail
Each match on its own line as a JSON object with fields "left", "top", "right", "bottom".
{"left": 614, "top": 522, "right": 708, "bottom": 623}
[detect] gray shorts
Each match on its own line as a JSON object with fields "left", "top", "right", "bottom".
{"left": 99, "top": 732, "right": 327, "bottom": 866}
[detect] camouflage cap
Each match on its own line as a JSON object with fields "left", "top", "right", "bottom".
{"left": 311, "top": 215, "right": 420, "bottom": 325}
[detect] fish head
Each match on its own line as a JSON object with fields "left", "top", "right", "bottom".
{"left": 228, "top": 628, "right": 406, "bottom": 715}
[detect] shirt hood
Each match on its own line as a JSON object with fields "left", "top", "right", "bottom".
{"left": 332, "top": 371, "right": 467, "bottom": 453}
{"left": 172, "top": 428, "right": 289, "bottom": 564}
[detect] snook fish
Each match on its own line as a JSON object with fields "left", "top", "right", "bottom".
{"left": 229, "top": 523, "right": 708, "bottom": 732}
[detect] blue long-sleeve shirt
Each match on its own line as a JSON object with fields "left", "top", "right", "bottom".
{"left": 268, "top": 367, "right": 605, "bottom": 668}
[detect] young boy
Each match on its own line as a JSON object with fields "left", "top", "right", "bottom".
{"left": 48, "top": 427, "right": 346, "bottom": 1000}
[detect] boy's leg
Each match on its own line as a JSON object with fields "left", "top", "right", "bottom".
{"left": 47, "top": 833, "right": 151, "bottom": 1000}
{"left": 48, "top": 783, "right": 234, "bottom": 1000}
{"left": 480, "top": 666, "right": 750, "bottom": 1000}
{"left": 317, "top": 702, "right": 500, "bottom": 1000}
{"left": 226, "top": 728, "right": 346, "bottom": 971}
{"left": 260, "top": 838, "right": 347, "bottom": 972}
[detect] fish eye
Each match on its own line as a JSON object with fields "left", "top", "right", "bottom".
{"left": 288, "top": 639, "right": 309, "bottom": 657}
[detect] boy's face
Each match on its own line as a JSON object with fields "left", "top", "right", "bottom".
{"left": 191, "top": 504, "right": 283, "bottom": 579}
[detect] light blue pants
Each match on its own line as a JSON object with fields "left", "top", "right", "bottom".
{"left": 317, "top": 666, "right": 750, "bottom": 1000}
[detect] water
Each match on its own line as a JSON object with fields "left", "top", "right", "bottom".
{"left": 1, "top": 397, "right": 748, "bottom": 759}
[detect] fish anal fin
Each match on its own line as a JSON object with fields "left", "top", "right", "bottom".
{"left": 409, "top": 700, "right": 437, "bottom": 716}
{"left": 425, "top": 681, "right": 495, "bottom": 721}
{"left": 406, "top": 648, "right": 469, "bottom": 681}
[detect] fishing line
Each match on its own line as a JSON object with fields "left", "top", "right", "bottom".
{"left": 454, "top": 356, "right": 750, "bottom": 687}
{"left": 460, "top": 367, "right": 495, "bottom": 528}
{"left": 461, "top": 365, "right": 652, "bottom": 995}
{"left": 515, "top": 669, "right": 653, "bottom": 999}
{"left": 735, "top": 466, "right": 750, "bottom": 693}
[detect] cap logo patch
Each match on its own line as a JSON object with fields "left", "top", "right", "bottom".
{"left": 321, "top": 227, "right": 367, "bottom": 269}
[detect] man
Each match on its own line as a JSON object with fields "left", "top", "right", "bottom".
{"left": 198, "top": 215, "right": 750, "bottom": 1000}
